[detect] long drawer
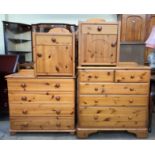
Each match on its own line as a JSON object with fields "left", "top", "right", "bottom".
{"left": 79, "top": 70, "right": 114, "bottom": 82}
{"left": 79, "top": 107, "right": 147, "bottom": 128}
{"left": 7, "top": 79, "right": 74, "bottom": 92}
{"left": 115, "top": 70, "right": 150, "bottom": 83}
{"left": 8, "top": 92, "right": 74, "bottom": 104}
{"left": 79, "top": 95, "right": 148, "bottom": 106}
{"left": 9, "top": 104, "right": 74, "bottom": 117}
{"left": 10, "top": 116, "right": 74, "bottom": 130}
{"left": 79, "top": 83, "right": 149, "bottom": 95}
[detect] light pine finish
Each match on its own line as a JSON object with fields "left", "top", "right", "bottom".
{"left": 6, "top": 69, "right": 75, "bottom": 133}
{"left": 78, "top": 19, "right": 120, "bottom": 66}
{"left": 121, "top": 14, "right": 146, "bottom": 42}
{"left": 33, "top": 28, "right": 75, "bottom": 76}
{"left": 77, "top": 66, "right": 150, "bottom": 138}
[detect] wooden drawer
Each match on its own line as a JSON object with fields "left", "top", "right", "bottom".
{"left": 8, "top": 92, "right": 74, "bottom": 104}
{"left": 9, "top": 104, "right": 74, "bottom": 117}
{"left": 79, "top": 95, "right": 148, "bottom": 106}
{"left": 115, "top": 70, "right": 150, "bottom": 83}
{"left": 82, "top": 24, "right": 118, "bottom": 34}
{"left": 79, "top": 83, "right": 149, "bottom": 95}
{"left": 35, "top": 35, "right": 72, "bottom": 45}
{"left": 10, "top": 116, "right": 74, "bottom": 130}
{"left": 79, "top": 70, "right": 114, "bottom": 82}
{"left": 7, "top": 79, "right": 74, "bottom": 92}
{"left": 79, "top": 107, "right": 147, "bottom": 128}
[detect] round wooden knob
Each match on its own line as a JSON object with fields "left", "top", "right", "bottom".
{"left": 22, "top": 110, "right": 28, "bottom": 115}
{"left": 130, "top": 88, "right": 134, "bottom": 91}
{"left": 94, "top": 88, "right": 98, "bottom": 91}
{"left": 22, "top": 122, "right": 29, "bottom": 127}
{"left": 55, "top": 96, "right": 61, "bottom": 101}
{"left": 54, "top": 83, "right": 60, "bottom": 88}
{"left": 21, "top": 83, "right": 26, "bottom": 88}
{"left": 37, "top": 53, "right": 42, "bottom": 57}
{"left": 97, "top": 26, "right": 102, "bottom": 31}
{"left": 56, "top": 123, "right": 61, "bottom": 127}
{"left": 56, "top": 110, "right": 61, "bottom": 115}
{"left": 51, "top": 38, "right": 56, "bottom": 42}
{"left": 130, "top": 75, "right": 135, "bottom": 79}
{"left": 129, "top": 99, "right": 133, "bottom": 103}
{"left": 111, "top": 41, "right": 117, "bottom": 47}
{"left": 21, "top": 96, "right": 27, "bottom": 101}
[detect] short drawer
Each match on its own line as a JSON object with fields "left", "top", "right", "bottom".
{"left": 9, "top": 104, "right": 74, "bottom": 117}
{"left": 82, "top": 24, "right": 118, "bottom": 34}
{"left": 79, "top": 70, "right": 114, "bottom": 82}
{"left": 10, "top": 116, "right": 74, "bottom": 130}
{"left": 79, "top": 83, "right": 149, "bottom": 95}
{"left": 115, "top": 70, "right": 150, "bottom": 83}
{"left": 79, "top": 107, "right": 147, "bottom": 128}
{"left": 7, "top": 79, "right": 74, "bottom": 92}
{"left": 79, "top": 95, "right": 148, "bottom": 106}
{"left": 35, "top": 35, "right": 72, "bottom": 45}
{"left": 8, "top": 92, "right": 74, "bottom": 104}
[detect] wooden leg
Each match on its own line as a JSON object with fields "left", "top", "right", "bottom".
{"left": 128, "top": 130, "right": 148, "bottom": 138}
{"left": 76, "top": 129, "right": 97, "bottom": 138}
{"left": 10, "top": 131, "right": 16, "bottom": 136}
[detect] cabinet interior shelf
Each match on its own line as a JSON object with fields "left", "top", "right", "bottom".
{"left": 8, "top": 38, "right": 31, "bottom": 43}
{"left": 8, "top": 51, "right": 31, "bottom": 54}
{"left": 120, "top": 41, "right": 145, "bottom": 45}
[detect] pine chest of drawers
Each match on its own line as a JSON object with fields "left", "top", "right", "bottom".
{"left": 77, "top": 64, "right": 150, "bottom": 138}
{"left": 6, "top": 70, "right": 75, "bottom": 134}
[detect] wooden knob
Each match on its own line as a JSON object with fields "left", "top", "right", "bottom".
{"left": 111, "top": 41, "right": 117, "bottom": 47}
{"left": 22, "top": 110, "right": 28, "bottom": 115}
{"left": 56, "top": 123, "right": 61, "bottom": 127}
{"left": 130, "top": 88, "right": 134, "bottom": 91}
{"left": 37, "top": 53, "right": 42, "bottom": 57}
{"left": 54, "top": 83, "right": 60, "bottom": 88}
{"left": 21, "top": 83, "right": 26, "bottom": 88}
{"left": 22, "top": 122, "right": 29, "bottom": 127}
{"left": 94, "top": 88, "right": 98, "bottom": 91}
{"left": 51, "top": 38, "right": 56, "bottom": 42}
{"left": 130, "top": 75, "right": 135, "bottom": 79}
{"left": 55, "top": 96, "right": 61, "bottom": 101}
{"left": 129, "top": 99, "right": 133, "bottom": 103}
{"left": 21, "top": 96, "right": 27, "bottom": 101}
{"left": 97, "top": 26, "right": 102, "bottom": 31}
{"left": 56, "top": 110, "right": 61, "bottom": 115}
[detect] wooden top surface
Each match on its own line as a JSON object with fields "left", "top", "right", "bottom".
{"left": 6, "top": 69, "right": 76, "bottom": 79}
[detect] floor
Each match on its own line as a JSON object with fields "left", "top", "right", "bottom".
{"left": 0, "top": 113, "right": 155, "bottom": 140}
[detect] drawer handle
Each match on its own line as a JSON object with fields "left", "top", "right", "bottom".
{"left": 56, "top": 110, "right": 61, "bottom": 115}
{"left": 130, "top": 75, "right": 135, "bottom": 79}
{"left": 21, "top": 83, "right": 26, "bottom": 88}
{"left": 22, "top": 110, "right": 28, "bottom": 115}
{"left": 54, "top": 83, "right": 60, "bottom": 88}
{"left": 22, "top": 122, "right": 29, "bottom": 127}
{"left": 94, "top": 88, "right": 98, "bottom": 91}
{"left": 97, "top": 26, "right": 102, "bottom": 31}
{"left": 55, "top": 96, "right": 61, "bottom": 101}
{"left": 21, "top": 96, "right": 27, "bottom": 101}
{"left": 130, "top": 88, "right": 134, "bottom": 91}
{"left": 129, "top": 99, "right": 133, "bottom": 103}
{"left": 56, "top": 123, "right": 61, "bottom": 127}
{"left": 51, "top": 38, "right": 56, "bottom": 43}
{"left": 37, "top": 53, "right": 42, "bottom": 57}
{"left": 111, "top": 41, "right": 117, "bottom": 47}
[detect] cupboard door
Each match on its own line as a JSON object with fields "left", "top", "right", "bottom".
{"left": 81, "top": 34, "right": 117, "bottom": 65}
{"left": 36, "top": 45, "right": 73, "bottom": 76}
{"left": 121, "top": 15, "right": 146, "bottom": 42}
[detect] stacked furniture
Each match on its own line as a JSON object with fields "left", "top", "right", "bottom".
{"left": 6, "top": 28, "right": 75, "bottom": 134}
{"left": 77, "top": 19, "right": 151, "bottom": 138}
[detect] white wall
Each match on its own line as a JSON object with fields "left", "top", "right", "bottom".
{"left": 0, "top": 14, "right": 117, "bottom": 54}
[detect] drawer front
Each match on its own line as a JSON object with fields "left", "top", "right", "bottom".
{"left": 79, "top": 95, "right": 148, "bottom": 106}
{"left": 115, "top": 70, "right": 150, "bottom": 83}
{"left": 82, "top": 24, "right": 118, "bottom": 34}
{"left": 79, "top": 70, "right": 114, "bottom": 82}
{"left": 8, "top": 92, "right": 74, "bottom": 104}
{"left": 9, "top": 104, "right": 74, "bottom": 117}
{"left": 36, "top": 35, "right": 72, "bottom": 45}
{"left": 79, "top": 107, "right": 147, "bottom": 128}
{"left": 10, "top": 116, "right": 74, "bottom": 130}
{"left": 7, "top": 79, "right": 74, "bottom": 92}
{"left": 79, "top": 83, "right": 149, "bottom": 95}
